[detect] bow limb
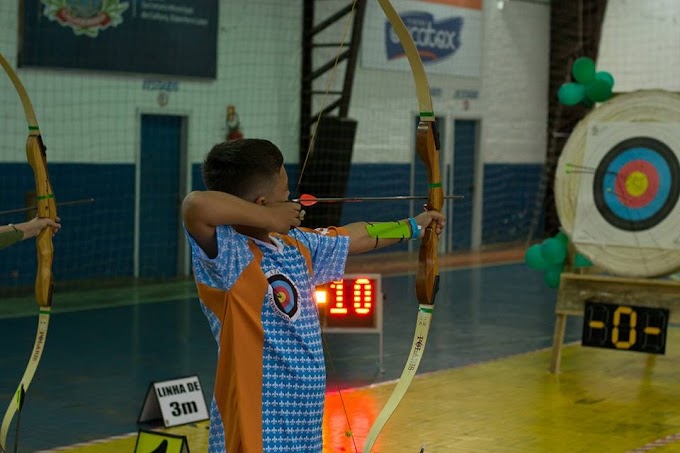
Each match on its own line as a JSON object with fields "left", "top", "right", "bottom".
{"left": 362, "top": 2, "right": 442, "bottom": 451}
{"left": 0, "top": 53, "right": 56, "bottom": 452}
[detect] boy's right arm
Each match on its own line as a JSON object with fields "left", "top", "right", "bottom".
{"left": 181, "top": 191, "right": 302, "bottom": 258}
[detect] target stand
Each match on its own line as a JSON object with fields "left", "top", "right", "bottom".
{"left": 549, "top": 271, "right": 680, "bottom": 374}
{"left": 551, "top": 90, "right": 680, "bottom": 373}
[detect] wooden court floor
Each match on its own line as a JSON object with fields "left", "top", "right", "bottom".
{"left": 1, "top": 246, "right": 678, "bottom": 452}
{"left": 43, "top": 331, "right": 680, "bottom": 453}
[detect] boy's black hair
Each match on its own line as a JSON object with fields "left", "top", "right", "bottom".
{"left": 202, "top": 139, "right": 284, "bottom": 199}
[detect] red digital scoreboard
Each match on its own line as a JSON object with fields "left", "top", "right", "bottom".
{"left": 314, "top": 274, "right": 382, "bottom": 331}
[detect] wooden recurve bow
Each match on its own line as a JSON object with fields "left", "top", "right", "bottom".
{"left": 361, "top": 1, "right": 443, "bottom": 451}
{"left": 0, "top": 53, "right": 57, "bottom": 453}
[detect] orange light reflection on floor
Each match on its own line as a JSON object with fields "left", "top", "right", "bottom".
{"left": 323, "top": 389, "right": 381, "bottom": 452}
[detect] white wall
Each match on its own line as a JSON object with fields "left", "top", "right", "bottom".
{"left": 598, "top": 0, "right": 680, "bottom": 92}
{"left": 0, "top": 0, "right": 302, "bottom": 166}
{"left": 316, "top": 0, "right": 550, "bottom": 165}
{"left": 479, "top": 0, "right": 550, "bottom": 165}
{"left": 1, "top": 0, "right": 550, "bottom": 170}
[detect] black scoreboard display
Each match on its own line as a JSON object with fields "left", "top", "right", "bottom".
{"left": 314, "top": 275, "right": 381, "bottom": 330}
{"left": 582, "top": 300, "right": 669, "bottom": 354}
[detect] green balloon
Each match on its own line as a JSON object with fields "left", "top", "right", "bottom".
{"left": 544, "top": 264, "right": 563, "bottom": 288}
{"left": 574, "top": 253, "right": 593, "bottom": 268}
{"left": 585, "top": 79, "right": 613, "bottom": 102}
{"left": 558, "top": 83, "right": 585, "bottom": 106}
{"left": 582, "top": 97, "right": 594, "bottom": 108}
{"left": 595, "top": 71, "right": 614, "bottom": 88}
{"left": 525, "top": 244, "right": 548, "bottom": 270}
{"left": 555, "top": 231, "right": 569, "bottom": 247}
{"left": 541, "top": 238, "right": 567, "bottom": 265}
{"left": 572, "top": 57, "right": 596, "bottom": 84}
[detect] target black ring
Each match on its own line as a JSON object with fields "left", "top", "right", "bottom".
{"left": 593, "top": 136, "right": 680, "bottom": 232}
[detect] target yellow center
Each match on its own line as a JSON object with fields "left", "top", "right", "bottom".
{"left": 625, "top": 171, "right": 648, "bottom": 196}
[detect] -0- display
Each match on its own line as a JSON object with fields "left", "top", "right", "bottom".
{"left": 582, "top": 300, "right": 669, "bottom": 354}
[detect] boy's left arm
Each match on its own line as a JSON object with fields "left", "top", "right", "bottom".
{"left": 343, "top": 210, "right": 445, "bottom": 255}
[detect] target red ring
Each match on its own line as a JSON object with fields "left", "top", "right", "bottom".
{"left": 615, "top": 159, "right": 660, "bottom": 208}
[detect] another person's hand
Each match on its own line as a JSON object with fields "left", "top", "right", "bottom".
{"left": 17, "top": 216, "right": 61, "bottom": 239}
{"left": 414, "top": 210, "right": 446, "bottom": 237}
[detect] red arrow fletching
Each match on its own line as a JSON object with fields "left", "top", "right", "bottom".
{"left": 298, "top": 193, "right": 318, "bottom": 207}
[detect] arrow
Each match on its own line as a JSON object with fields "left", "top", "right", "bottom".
{"left": 293, "top": 194, "right": 463, "bottom": 207}
{"left": 0, "top": 198, "right": 95, "bottom": 217}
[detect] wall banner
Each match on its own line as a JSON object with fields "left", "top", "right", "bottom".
{"left": 362, "top": 0, "right": 482, "bottom": 78}
{"left": 22, "top": 1, "right": 218, "bottom": 78}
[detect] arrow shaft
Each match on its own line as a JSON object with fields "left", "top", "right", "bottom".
{"left": 0, "top": 198, "right": 95, "bottom": 217}
{"left": 294, "top": 195, "right": 462, "bottom": 204}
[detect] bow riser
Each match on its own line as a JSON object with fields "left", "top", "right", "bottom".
{"left": 27, "top": 135, "right": 56, "bottom": 307}
{"left": 415, "top": 122, "right": 443, "bottom": 306}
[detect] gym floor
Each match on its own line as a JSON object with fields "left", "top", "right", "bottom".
{"left": 1, "top": 248, "right": 679, "bottom": 452}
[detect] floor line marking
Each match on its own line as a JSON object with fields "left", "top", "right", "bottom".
{"left": 35, "top": 431, "right": 138, "bottom": 452}
{"left": 627, "top": 432, "right": 680, "bottom": 452}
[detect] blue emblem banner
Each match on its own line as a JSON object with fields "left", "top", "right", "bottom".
{"left": 21, "top": 0, "right": 218, "bottom": 78}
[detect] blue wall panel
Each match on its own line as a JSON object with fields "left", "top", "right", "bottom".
{"left": 0, "top": 163, "right": 135, "bottom": 287}
{"left": 482, "top": 163, "right": 544, "bottom": 244}
{"left": 0, "top": 161, "right": 544, "bottom": 288}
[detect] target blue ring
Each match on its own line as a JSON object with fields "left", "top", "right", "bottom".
{"left": 593, "top": 136, "right": 680, "bottom": 232}
{"left": 601, "top": 147, "right": 671, "bottom": 221}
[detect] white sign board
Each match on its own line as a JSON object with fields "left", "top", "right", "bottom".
{"left": 138, "top": 375, "right": 209, "bottom": 428}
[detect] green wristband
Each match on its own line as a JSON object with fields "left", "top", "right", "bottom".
{"left": 365, "top": 221, "right": 413, "bottom": 240}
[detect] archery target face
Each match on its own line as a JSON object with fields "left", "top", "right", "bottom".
{"left": 574, "top": 122, "right": 680, "bottom": 249}
{"left": 266, "top": 272, "right": 301, "bottom": 322}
